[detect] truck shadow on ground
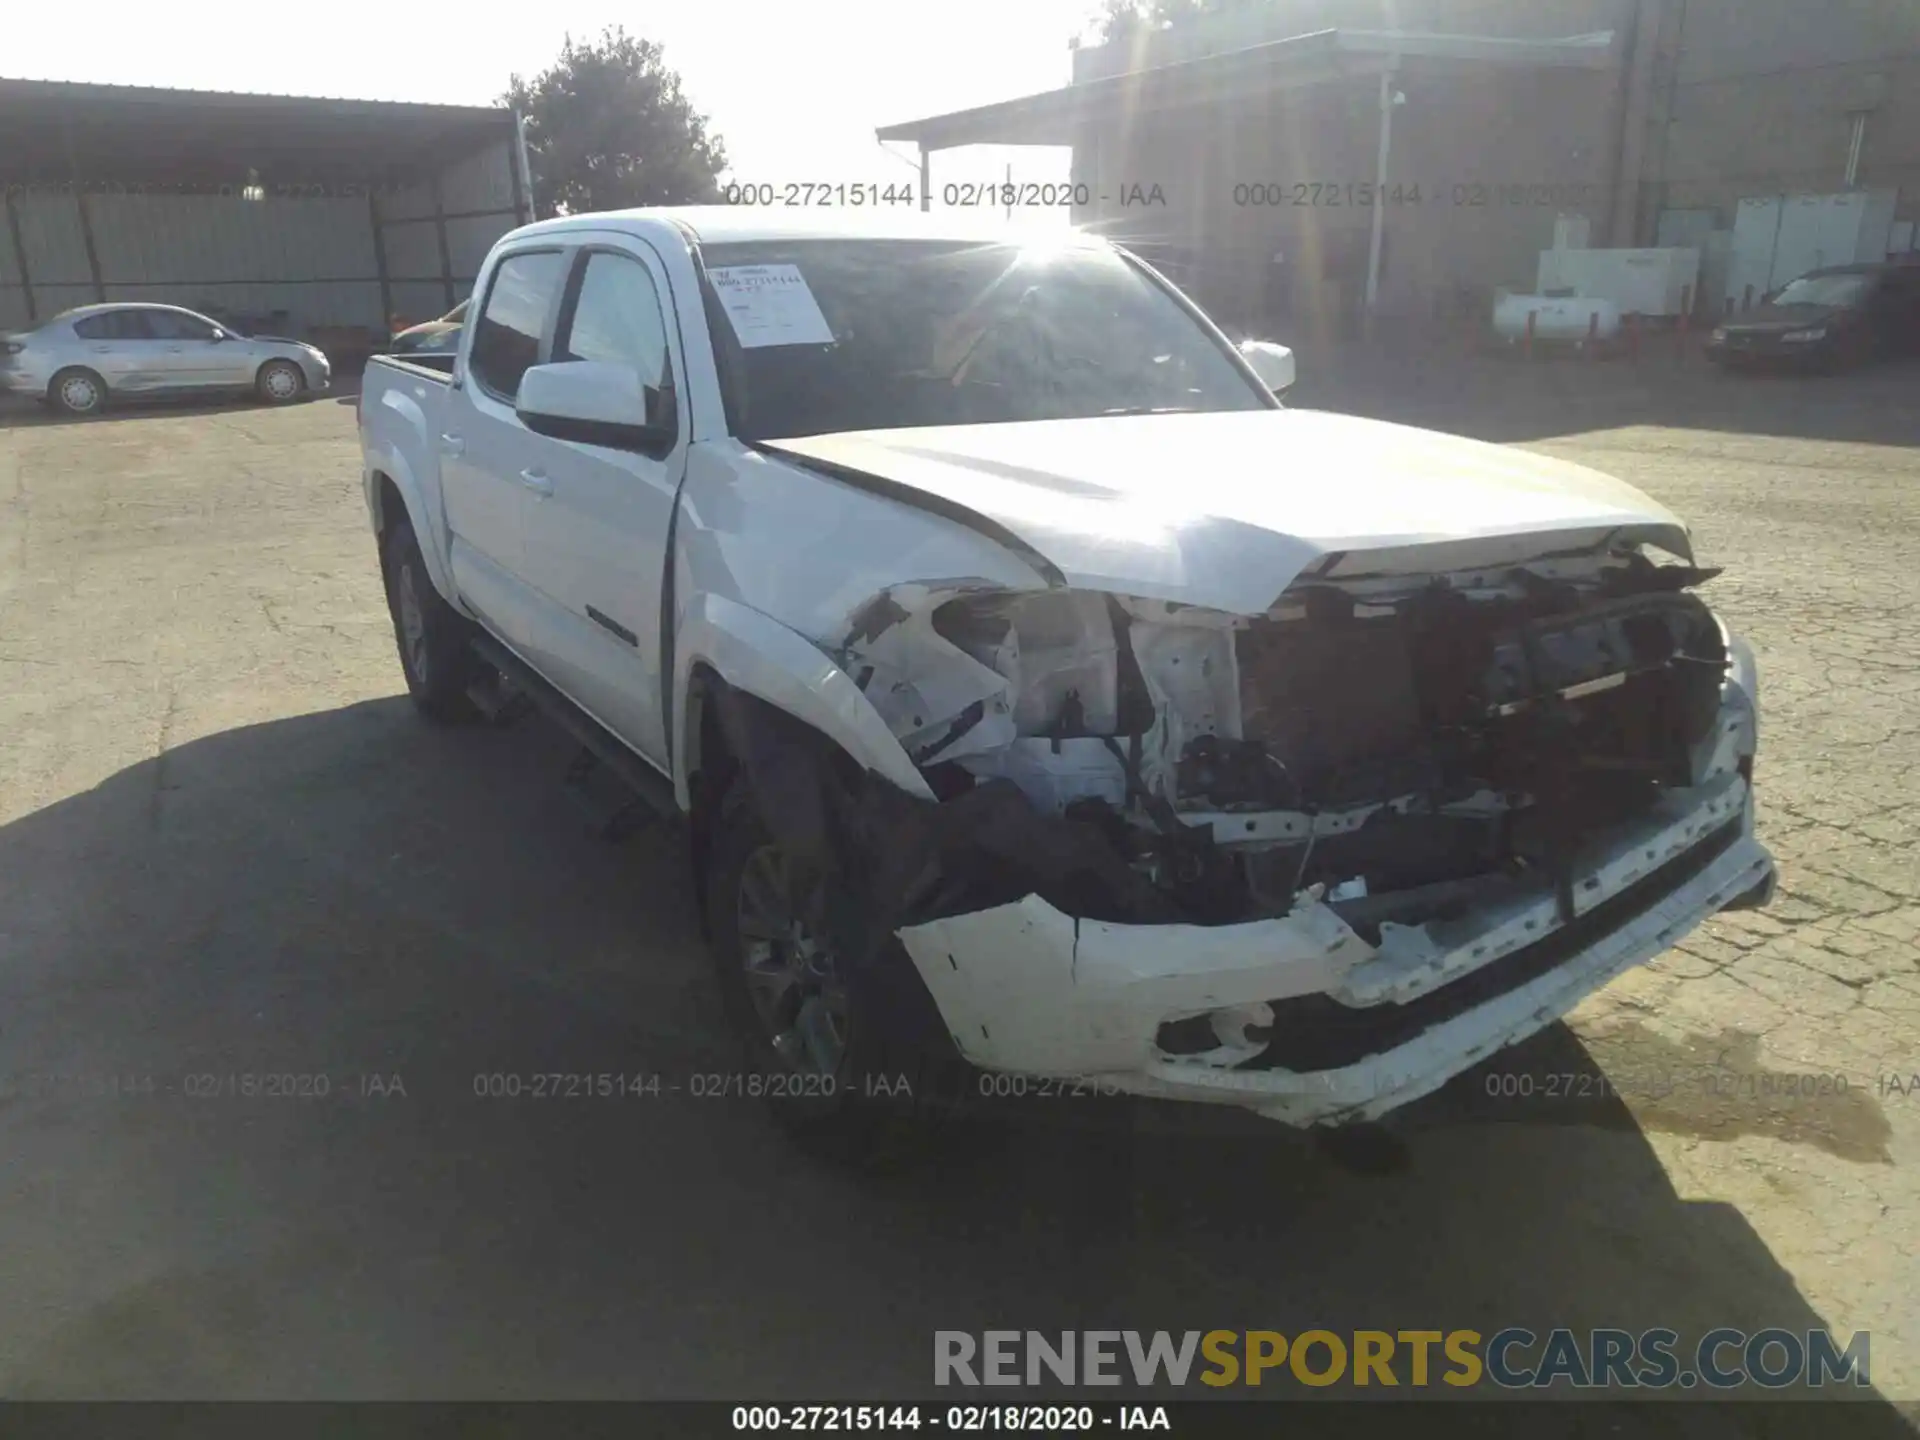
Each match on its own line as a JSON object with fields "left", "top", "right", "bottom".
{"left": 0, "top": 699, "right": 1909, "bottom": 1423}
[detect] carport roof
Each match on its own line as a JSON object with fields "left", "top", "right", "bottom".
{"left": 0, "top": 77, "right": 516, "bottom": 187}
{"left": 877, "top": 28, "right": 1620, "bottom": 150}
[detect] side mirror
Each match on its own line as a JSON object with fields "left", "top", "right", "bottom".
{"left": 516, "top": 360, "right": 676, "bottom": 454}
{"left": 1238, "top": 339, "right": 1296, "bottom": 395}
{"left": 208, "top": 330, "right": 228, "bottom": 342}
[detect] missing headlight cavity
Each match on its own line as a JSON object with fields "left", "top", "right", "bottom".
{"left": 834, "top": 556, "right": 1730, "bottom": 928}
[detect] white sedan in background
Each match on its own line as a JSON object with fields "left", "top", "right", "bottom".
{"left": 0, "top": 302, "right": 330, "bottom": 415}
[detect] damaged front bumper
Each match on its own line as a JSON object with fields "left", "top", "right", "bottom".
{"left": 896, "top": 768, "right": 1774, "bottom": 1128}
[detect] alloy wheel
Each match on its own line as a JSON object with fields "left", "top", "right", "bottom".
{"left": 396, "top": 560, "right": 429, "bottom": 683}
{"left": 735, "top": 843, "right": 850, "bottom": 1077}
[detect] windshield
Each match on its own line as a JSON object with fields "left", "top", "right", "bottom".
{"left": 1772, "top": 273, "right": 1873, "bottom": 308}
{"left": 697, "top": 238, "right": 1267, "bottom": 440}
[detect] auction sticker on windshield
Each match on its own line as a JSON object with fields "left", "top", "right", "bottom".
{"left": 708, "top": 264, "right": 836, "bottom": 348}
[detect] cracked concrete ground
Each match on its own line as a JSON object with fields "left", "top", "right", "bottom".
{"left": 0, "top": 365, "right": 1915, "bottom": 1422}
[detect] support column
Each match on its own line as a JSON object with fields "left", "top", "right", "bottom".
{"left": 62, "top": 105, "right": 106, "bottom": 302}
{"left": 3, "top": 188, "right": 36, "bottom": 325}
{"left": 510, "top": 111, "right": 537, "bottom": 223}
{"left": 919, "top": 146, "right": 931, "bottom": 213}
{"left": 1365, "top": 65, "right": 1397, "bottom": 318}
{"left": 1607, "top": 0, "right": 1666, "bottom": 248}
{"left": 74, "top": 194, "right": 105, "bottom": 303}
{"left": 369, "top": 188, "right": 394, "bottom": 332}
{"left": 431, "top": 173, "right": 456, "bottom": 312}
{"left": 1844, "top": 112, "right": 1867, "bottom": 187}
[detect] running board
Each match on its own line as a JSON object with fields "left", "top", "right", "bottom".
{"left": 464, "top": 668, "right": 533, "bottom": 726}
{"left": 469, "top": 634, "right": 678, "bottom": 825}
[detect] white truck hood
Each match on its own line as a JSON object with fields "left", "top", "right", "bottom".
{"left": 764, "top": 408, "right": 1691, "bottom": 616}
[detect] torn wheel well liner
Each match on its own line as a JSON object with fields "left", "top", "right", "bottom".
{"left": 692, "top": 681, "right": 968, "bottom": 1062}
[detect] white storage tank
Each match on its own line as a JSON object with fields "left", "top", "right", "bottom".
{"left": 1493, "top": 293, "right": 1622, "bottom": 343}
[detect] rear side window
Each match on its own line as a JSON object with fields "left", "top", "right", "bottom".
{"left": 72, "top": 310, "right": 152, "bottom": 341}
{"left": 470, "top": 251, "right": 566, "bottom": 401}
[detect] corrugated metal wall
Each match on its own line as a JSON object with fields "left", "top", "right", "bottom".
{"left": 1, "top": 134, "right": 525, "bottom": 336}
{"left": 1, "top": 193, "right": 91, "bottom": 328}
{"left": 374, "top": 139, "right": 523, "bottom": 328}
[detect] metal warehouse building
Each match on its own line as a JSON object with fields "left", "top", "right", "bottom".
{"left": 0, "top": 79, "right": 533, "bottom": 344}
{"left": 881, "top": 0, "right": 1920, "bottom": 339}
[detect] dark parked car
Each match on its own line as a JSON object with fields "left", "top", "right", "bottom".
{"left": 1706, "top": 263, "right": 1920, "bottom": 372}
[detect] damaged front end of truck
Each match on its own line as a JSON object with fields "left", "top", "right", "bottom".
{"left": 711, "top": 540, "right": 1774, "bottom": 1129}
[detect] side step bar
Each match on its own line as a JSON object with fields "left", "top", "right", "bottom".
{"left": 469, "top": 633, "right": 679, "bottom": 824}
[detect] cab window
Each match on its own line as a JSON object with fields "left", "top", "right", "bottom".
{"left": 552, "top": 250, "right": 678, "bottom": 449}
{"left": 469, "top": 251, "right": 567, "bottom": 401}
{"left": 72, "top": 310, "right": 152, "bottom": 341}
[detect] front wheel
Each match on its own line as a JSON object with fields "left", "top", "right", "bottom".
{"left": 48, "top": 367, "right": 107, "bottom": 416}
{"left": 703, "top": 785, "right": 963, "bottom": 1162}
{"left": 256, "top": 359, "right": 306, "bottom": 404}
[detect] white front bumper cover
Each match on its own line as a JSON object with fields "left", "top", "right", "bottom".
{"left": 897, "top": 766, "right": 1773, "bottom": 1129}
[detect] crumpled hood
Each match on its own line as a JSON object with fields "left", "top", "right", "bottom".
{"left": 763, "top": 408, "right": 1692, "bottom": 615}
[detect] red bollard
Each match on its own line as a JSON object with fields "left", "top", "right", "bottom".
{"left": 1525, "top": 309, "right": 1537, "bottom": 360}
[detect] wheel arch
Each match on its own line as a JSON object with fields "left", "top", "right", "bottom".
{"left": 672, "top": 592, "right": 934, "bottom": 818}
{"left": 48, "top": 365, "right": 108, "bottom": 411}
{"left": 684, "top": 649, "right": 972, "bottom": 1090}
{"left": 362, "top": 452, "right": 458, "bottom": 609}
{"left": 256, "top": 356, "right": 305, "bottom": 392}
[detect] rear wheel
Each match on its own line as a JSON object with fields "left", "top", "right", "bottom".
{"left": 381, "top": 519, "right": 480, "bottom": 723}
{"left": 48, "top": 367, "right": 106, "bottom": 416}
{"left": 256, "top": 359, "right": 306, "bottom": 404}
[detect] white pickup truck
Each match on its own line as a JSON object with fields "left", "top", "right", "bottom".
{"left": 359, "top": 207, "right": 1775, "bottom": 1146}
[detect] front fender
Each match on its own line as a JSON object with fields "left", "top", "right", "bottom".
{"left": 672, "top": 591, "right": 934, "bottom": 808}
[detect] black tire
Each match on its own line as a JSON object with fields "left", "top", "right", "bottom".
{"left": 703, "top": 782, "right": 965, "bottom": 1164}
{"left": 381, "top": 518, "right": 480, "bottom": 723}
{"left": 256, "top": 359, "right": 306, "bottom": 404}
{"left": 48, "top": 367, "right": 107, "bottom": 417}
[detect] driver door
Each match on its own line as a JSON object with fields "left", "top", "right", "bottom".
{"left": 141, "top": 309, "right": 245, "bottom": 388}
{"left": 515, "top": 238, "right": 688, "bottom": 765}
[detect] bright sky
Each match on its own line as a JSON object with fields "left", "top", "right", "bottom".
{"left": 5, "top": 0, "right": 1092, "bottom": 199}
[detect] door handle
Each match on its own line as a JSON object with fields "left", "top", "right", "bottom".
{"left": 438, "top": 432, "right": 465, "bottom": 456}
{"left": 518, "top": 468, "right": 554, "bottom": 497}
